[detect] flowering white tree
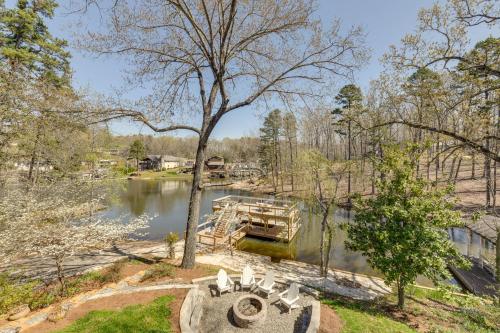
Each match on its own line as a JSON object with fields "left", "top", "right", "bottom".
{"left": 0, "top": 181, "right": 149, "bottom": 295}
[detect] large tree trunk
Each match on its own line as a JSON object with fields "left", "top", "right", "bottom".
{"left": 181, "top": 137, "right": 207, "bottom": 269}
{"left": 324, "top": 223, "right": 335, "bottom": 277}
{"left": 397, "top": 279, "right": 405, "bottom": 309}
{"left": 319, "top": 204, "right": 331, "bottom": 277}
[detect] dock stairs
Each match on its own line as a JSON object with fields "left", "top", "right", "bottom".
{"left": 211, "top": 202, "right": 240, "bottom": 238}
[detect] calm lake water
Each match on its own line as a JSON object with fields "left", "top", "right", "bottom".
{"left": 103, "top": 179, "right": 496, "bottom": 285}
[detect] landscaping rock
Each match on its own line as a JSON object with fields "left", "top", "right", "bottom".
{"left": 0, "top": 327, "right": 21, "bottom": 333}
{"left": 117, "top": 280, "right": 129, "bottom": 288}
{"left": 7, "top": 305, "right": 30, "bottom": 321}
{"left": 126, "top": 272, "right": 144, "bottom": 285}
{"left": 47, "top": 305, "right": 68, "bottom": 322}
{"left": 24, "top": 313, "right": 48, "bottom": 326}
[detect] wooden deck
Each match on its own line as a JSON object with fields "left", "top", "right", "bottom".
{"left": 449, "top": 257, "right": 499, "bottom": 297}
{"left": 196, "top": 195, "right": 301, "bottom": 251}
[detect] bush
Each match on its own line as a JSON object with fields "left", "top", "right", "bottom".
{"left": 0, "top": 273, "right": 38, "bottom": 314}
{"left": 99, "top": 261, "right": 125, "bottom": 283}
{"left": 0, "top": 273, "right": 58, "bottom": 314}
{"left": 140, "top": 263, "right": 175, "bottom": 282}
{"left": 114, "top": 166, "right": 136, "bottom": 176}
{"left": 165, "top": 232, "right": 179, "bottom": 259}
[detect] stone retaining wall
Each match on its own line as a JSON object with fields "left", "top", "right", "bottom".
{"left": 180, "top": 288, "right": 206, "bottom": 333}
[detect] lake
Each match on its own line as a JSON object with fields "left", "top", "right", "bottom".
{"left": 103, "top": 179, "right": 496, "bottom": 285}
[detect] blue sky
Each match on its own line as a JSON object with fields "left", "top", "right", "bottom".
{"left": 7, "top": 0, "right": 492, "bottom": 138}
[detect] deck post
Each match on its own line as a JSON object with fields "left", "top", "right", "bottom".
{"left": 288, "top": 216, "right": 291, "bottom": 241}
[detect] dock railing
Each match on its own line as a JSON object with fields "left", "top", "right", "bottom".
{"left": 212, "top": 195, "right": 298, "bottom": 220}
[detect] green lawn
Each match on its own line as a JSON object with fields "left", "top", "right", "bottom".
{"left": 56, "top": 295, "right": 174, "bottom": 333}
{"left": 134, "top": 169, "right": 192, "bottom": 180}
{"left": 322, "top": 298, "right": 416, "bottom": 333}
{"left": 322, "top": 285, "right": 500, "bottom": 333}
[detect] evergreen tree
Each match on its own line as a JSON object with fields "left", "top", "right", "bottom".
{"left": 0, "top": 0, "right": 71, "bottom": 86}
{"left": 333, "top": 84, "right": 362, "bottom": 202}
{"left": 282, "top": 112, "right": 298, "bottom": 191}
{"left": 0, "top": 0, "right": 74, "bottom": 184}
{"left": 129, "top": 140, "right": 146, "bottom": 172}
{"left": 259, "top": 109, "right": 282, "bottom": 192}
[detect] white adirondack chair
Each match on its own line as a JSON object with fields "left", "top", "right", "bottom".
{"left": 278, "top": 283, "right": 300, "bottom": 314}
{"left": 216, "top": 269, "right": 234, "bottom": 296}
{"left": 256, "top": 270, "right": 275, "bottom": 298}
{"left": 239, "top": 265, "right": 256, "bottom": 291}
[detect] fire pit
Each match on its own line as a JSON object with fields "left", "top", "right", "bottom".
{"left": 232, "top": 294, "right": 267, "bottom": 328}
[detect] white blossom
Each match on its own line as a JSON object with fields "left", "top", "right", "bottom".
{"left": 0, "top": 180, "right": 149, "bottom": 288}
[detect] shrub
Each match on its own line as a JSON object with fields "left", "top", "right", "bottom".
{"left": 0, "top": 273, "right": 58, "bottom": 314}
{"left": 0, "top": 273, "right": 38, "bottom": 314}
{"left": 99, "top": 261, "right": 125, "bottom": 283}
{"left": 114, "top": 166, "right": 136, "bottom": 175}
{"left": 140, "top": 263, "right": 175, "bottom": 282}
{"left": 165, "top": 232, "right": 179, "bottom": 259}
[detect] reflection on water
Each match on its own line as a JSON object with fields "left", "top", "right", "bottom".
{"left": 238, "top": 208, "right": 380, "bottom": 277}
{"left": 102, "top": 179, "right": 251, "bottom": 240}
{"left": 103, "top": 179, "right": 496, "bottom": 285}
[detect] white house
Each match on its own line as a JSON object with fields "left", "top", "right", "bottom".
{"left": 140, "top": 155, "right": 183, "bottom": 170}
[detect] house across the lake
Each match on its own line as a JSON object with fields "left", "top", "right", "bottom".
{"left": 205, "top": 156, "right": 225, "bottom": 170}
{"left": 140, "top": 155, "right": 183, "bottom": 171}
{"left": 205, "top": 156, "right": 226, "bottom": 178}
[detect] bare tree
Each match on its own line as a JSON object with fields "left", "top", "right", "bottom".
{"left": 79, "top": 0, "right": 367, "bottom": 268}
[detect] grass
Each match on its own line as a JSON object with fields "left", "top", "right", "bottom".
{"left": 55, "top": 295, "right": 174, "bottom": 333}
{"left": 403, "top": 285, "right": 500, "bottom": 333}
{"left": 322, "top": 285, "right": 500, "bottom": 333}
{"left": 133, "top": 169, "right": 192, "bottom": 180}
{"left": 322, "top": 298, "right": 416, "bottom": 333}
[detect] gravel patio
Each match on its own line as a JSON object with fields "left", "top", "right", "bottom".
{"left": 198, "top": 280, "right": 316, "bottom": 333}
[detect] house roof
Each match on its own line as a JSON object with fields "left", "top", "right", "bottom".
{"left": 162, "top": 155, "right": 184, "bottom": 162}
{"left": 142, "top": 155, "right": 184, "bottom": 162}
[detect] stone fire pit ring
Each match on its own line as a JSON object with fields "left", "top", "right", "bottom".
{"left": 232, "top": 294, "right": 267, "bottom": 329}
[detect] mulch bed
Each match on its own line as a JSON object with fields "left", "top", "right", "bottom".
{"left": 319, "top": 304, "right": 342, "bottom": 333}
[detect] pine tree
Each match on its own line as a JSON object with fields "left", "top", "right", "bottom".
{"left": 0, "top": 0, "right": 71, "bottom": 86}
{"left": 259, "top": 109, "right": 282, "bottom": 192}
{"left": 333, "top": 84, "right": 362, "bottom": 203}
{"left": 129, "top": 140, "right": 146, "bottom": 172}
{"left": 0, "top": 0, "right": 73, "bottom": 184}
